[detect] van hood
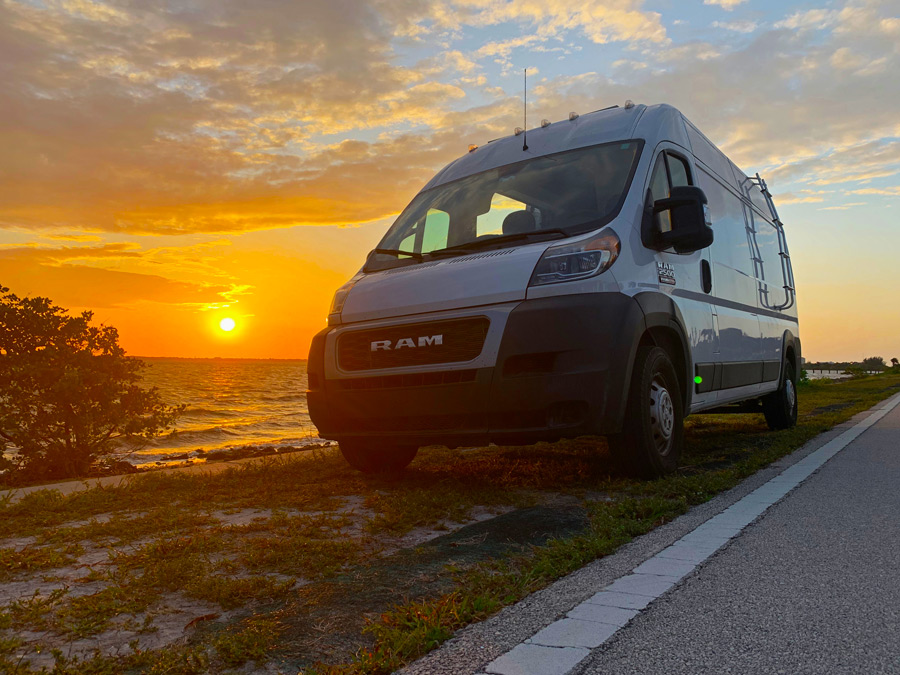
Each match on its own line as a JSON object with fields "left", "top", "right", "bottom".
{"left": 340, "top": 244, "right": 548, "bottom": 323}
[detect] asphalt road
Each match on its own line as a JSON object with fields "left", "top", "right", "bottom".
{"left": 575, "top": 397, "right": 900, "bottom": 674}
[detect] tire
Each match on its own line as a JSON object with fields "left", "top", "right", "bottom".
{"left": 608, "top": 346, "right": 684, "bottom": 478}
{"left": 762, "top": 360, "right": 798, "bottom": 430}
{"left": 339, "top": 440, "right": 418, "bottom": 474}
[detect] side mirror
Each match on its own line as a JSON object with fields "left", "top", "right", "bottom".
{"left": 653, "top": 186, "right": 714, "bottom": 253}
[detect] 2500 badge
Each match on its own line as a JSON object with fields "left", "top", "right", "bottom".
{"left": 657, "top": 261, "right": 676, "bottom": 286}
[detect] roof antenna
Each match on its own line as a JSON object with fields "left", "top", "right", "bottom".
{"left": 522, "top": 68, "right": 528, "bottom": 152}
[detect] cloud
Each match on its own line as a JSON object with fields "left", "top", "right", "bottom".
{"left": 774, "top": 190, "right": 833, "bottom": 205}
{"left": 775, "top": 8, "right": 840, "bottom": 30}
{"left": 0, "top": 0, "right": 898, "bottom": 242}
{"left": 704, "top": 0, "right": 747, "bottom": 9}
{"left": 769, "top": 139, "right": 900, "bottom": 186}
{"left": 0, "top": 245, "right": 234, "bottom": 308}
{"left": 0, "top": 242, "right": 142, "bottom": 262}
{"left": 42, "top": 233, "right": 104, "bottom": 242}
{"left": 850, "top": 186, "right": 900, "bottom": 196}
{"left": 818, "top": 202, "right": 867, "bottom": 210}
{"left": 712, "top": 20, "right": 758, "bottom": 33}
{"left": 0, "top": 0, "right": 480, "bottom": 234}
{"left": 439, "top": 0, "right": 668, "bottom": 45}
{"left": 532, "top": 0, "right": 900, "bottom": 191}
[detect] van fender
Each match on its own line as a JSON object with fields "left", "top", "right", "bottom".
{"left": 632, "top": 292, "right": 693, "bottom": 412}
{"left": 781, "top": 330, "right": 802, "bottom": 380}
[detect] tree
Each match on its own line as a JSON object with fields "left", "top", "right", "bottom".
{"left": 0, "top": 286, "right": 183, "bottom": 481}
{"left": 892, "top": 358, "right": 899, "bottom": 368}
{"left": 861, "top": 356, "right": 886, "bottom": 372}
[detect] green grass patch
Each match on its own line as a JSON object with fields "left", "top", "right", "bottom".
{"left": 212, "top": 616, "right": 280, "bottom": 668}
{"left": 0, "top": 542, "right": 84, "bottom": 581}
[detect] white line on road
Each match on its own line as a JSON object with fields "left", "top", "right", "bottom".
{"left": 481, "top": 392, "right": 900, "bottom": 675}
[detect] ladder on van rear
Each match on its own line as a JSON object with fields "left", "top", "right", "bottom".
{"left": 751, "top": 173, "right": 796, "bottom": 311}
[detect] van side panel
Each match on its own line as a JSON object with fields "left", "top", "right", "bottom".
{"left": 696, "top": 166, "right": 764, "bottom": 397}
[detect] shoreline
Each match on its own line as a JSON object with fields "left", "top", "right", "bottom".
{"left": 0, "top": 440, "right": 334, "bottom": 494}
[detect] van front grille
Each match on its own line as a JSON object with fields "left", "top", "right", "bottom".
{"left": 337, "top": 318, "right": 490, "bottom": 371}
{"left": 337, "top": 369, "right": 478, "bottom": 390}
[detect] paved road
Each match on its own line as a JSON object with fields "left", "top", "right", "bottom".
{"left": 402, "top": 392, "right": 900, "bottom": 675}
{"left": 575, "top": 396, "right": 900, "bottom": 674}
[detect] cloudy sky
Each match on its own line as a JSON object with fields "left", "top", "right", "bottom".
{"left": 0, "top": 0, "right": 897, "bottom": 359}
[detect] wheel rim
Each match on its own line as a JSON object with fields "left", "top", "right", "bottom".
{"left": 649, "top": 375, "right": 675, "bottom": 456}
{"left": 785, "top": 378, "right": 796, "bottom": 412}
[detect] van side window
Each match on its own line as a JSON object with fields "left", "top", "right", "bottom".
{"left": 649, "top": 154, "right": 671, "bottom": 233}
{"left": 666, "top": 154, "right": 692, "bottom": 188}
{"left": 648, "top": 152, "right": 692, "bottom": 236}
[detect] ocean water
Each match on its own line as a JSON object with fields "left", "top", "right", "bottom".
{"left": 120, "top": 358, "right": 324, "bottom": 467}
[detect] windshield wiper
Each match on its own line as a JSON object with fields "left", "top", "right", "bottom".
{"left": 371, "top": 247, "right": 424, "bottom": 260}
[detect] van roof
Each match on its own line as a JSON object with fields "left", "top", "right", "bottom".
{"left": 421, "top": 103, "right": 775, "bottom": 223}
{"left": 422, "top": 103, "right": 684, "bottom": 191}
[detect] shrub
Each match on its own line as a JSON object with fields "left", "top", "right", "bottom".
{"left": 0, "top": 286, "right": 183, "bottom": 481}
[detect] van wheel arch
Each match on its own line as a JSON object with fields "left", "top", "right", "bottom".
{"left": 781, "top": 330, "right": 802, "bottom": 379}
{"left": 632, "top": 292, "right": 693, "bottom": 415}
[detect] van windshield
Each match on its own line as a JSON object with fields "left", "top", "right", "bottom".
{"left": 366, "top": 140, "right": 643, "bottom": 271}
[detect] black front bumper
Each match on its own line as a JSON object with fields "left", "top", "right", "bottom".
{"left": 307, "top": 293, "right": 646, "bottom": 447}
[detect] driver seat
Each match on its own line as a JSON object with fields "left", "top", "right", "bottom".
{"left": 502, "top": 210, "right": 536, "bottom": 235}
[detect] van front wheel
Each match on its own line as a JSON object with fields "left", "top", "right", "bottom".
{"left": 762, "top": 361, "right": 798, "bottom": 430}
{"left": 608, "top": 346, "right": 684, "bottom": 477}
{"left": 339, "top": 441, "right": 418, "bottom": 474}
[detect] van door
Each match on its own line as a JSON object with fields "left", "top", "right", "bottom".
{"left": 646, "top": 148, "right": 718, "bottom": 411}
{"left": 697, "top": 167, "right": 763, "bottom": 402}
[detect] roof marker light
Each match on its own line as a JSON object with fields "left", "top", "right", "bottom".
{"left": 541, "top": 119, "right": 551, "bottom": 128}
{"left": 624, "top": 99, "right": 635, "bottom": 109}
{"left": 514, "top": 127, "right": 523, "bottom": 136}
{"left": 468, "top": 144, "right": 478, "bottom": 153}
{"left": 568, "top": 111, "right": 579, "bottom": 121}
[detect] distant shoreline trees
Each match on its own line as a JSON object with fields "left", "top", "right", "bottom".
{"left": 0, "top": 286, "right": 183, "bottom": 482}
{"left": 805, "top": 356, "right": 889, "bottom": 372}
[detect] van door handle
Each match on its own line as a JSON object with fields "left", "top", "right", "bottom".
{"left": 701, "top": 259, "right": 712, "bottom": 294}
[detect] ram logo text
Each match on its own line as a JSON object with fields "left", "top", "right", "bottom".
{"left": 371, "top": 335, "right": 443, "bottom": 351}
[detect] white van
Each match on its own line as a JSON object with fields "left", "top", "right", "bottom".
{"left": 307, "top": 103, "right": 800, "bottom": 477}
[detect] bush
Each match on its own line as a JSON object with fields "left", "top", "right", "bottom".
{"left": 861, "top": 356, "right": 886, "bottom": 372}
{"left": 0, "top": 286, "right": 183, "bottom": 481}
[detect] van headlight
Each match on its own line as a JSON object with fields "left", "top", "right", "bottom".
{"left": 529, "top": 229, "right": 621, "bottom": 287}
{"left": 328, "top": 274, "right": 363, "bottom": 324}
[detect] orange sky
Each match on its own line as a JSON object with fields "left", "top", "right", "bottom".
{"left": 1, "top": 0, "right": 898, "bottom": 361}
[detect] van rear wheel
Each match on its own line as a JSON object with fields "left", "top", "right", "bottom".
{"left": 762, "top": 361, "right": 798, "bottom": 430}
{"left": 608, "top": 346, "right": 683, "bottom": 478}
{"left": 339, "top": 440, "right": 418, "bottom": 474}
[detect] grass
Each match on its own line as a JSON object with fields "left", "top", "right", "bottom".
{"left": 0, "top": 374, "right": 896, "bottom": 674}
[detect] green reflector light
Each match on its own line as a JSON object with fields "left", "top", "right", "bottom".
{"left": 694, "top": 375, "right": 703, "bottom": 384}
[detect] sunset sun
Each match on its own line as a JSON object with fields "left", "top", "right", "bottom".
{"left": 219, "top": 317, "right": 236, "bottom": 332}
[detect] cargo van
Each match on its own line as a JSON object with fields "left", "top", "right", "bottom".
{"left": 307, "top": 103, "right": 800, "bottom": 477}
